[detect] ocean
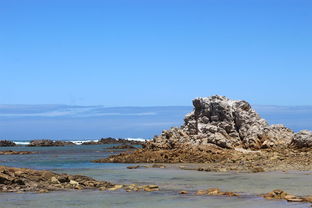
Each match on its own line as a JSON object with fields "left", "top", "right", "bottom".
{"left": 1, "top": 105, "right": 312, "bottom": 207}
{"left": 0, "top": 144, "right": 311, "bottom": 208}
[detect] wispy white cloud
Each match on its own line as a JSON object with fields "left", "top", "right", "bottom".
{"left": 0, "top": 105, "right": 158, "bottom": 118}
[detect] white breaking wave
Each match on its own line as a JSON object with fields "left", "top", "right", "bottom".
{"left": 70, "top": 140, "right": 99, "bottom": 145}
{"left": 14, "top": 141, "right": 30, "bottom": 145}
{"left": 124, "top": 138, "right": 147, "bottom": 142}
{"left": 72, "top": 138, "right": 147, "bottom": 144}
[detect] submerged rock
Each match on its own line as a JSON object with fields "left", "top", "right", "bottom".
{"left": 261, "top": 189, "right": 312, "bottom": 203}
{"left": 147, "top": 95, "right": 294, "bottom": 150}
{"left": 0, "top": 150, "right": 35, "bottom": 155}
{"left": 195, "top": 188, "right": 239, "bottom": 197}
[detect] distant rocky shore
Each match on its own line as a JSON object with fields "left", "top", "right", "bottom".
{"left": 0, "top": 140, "right": 16, "bottom": 147}
{"left": 27, "top": 140, "right": 76, "bottom": 147}
{"left": 81, "top": 137, "right": 144, "bottom": 145}
{"left": 0, "top": 137, "right": 144, "bottom": 147}
{"left": 95, "top": 95, "right": 312, "bottom": 172}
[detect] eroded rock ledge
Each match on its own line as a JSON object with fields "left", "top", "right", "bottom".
{"left": 95, "top": 95, "right": 312, "bottom": 171}
{"left": 0, "top": 166, "right": 159, "bottom": 193}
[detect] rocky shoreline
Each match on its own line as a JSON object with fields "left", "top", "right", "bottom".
{"left": 94, "top": 145, "right": 312, "bottom": 172}
{"left": 179, "top": 188, "right": 312, "bottom": 204}
{"left": 1, "top": 165, "right": 312, "bottom": 206}
{"left": 0, "top": 138, "right": 144, "bottom": 147}
{"left": 94, "top": 95, "right": 312, "bottom": 173}
{"left": 0, "top": 166, "right": 159, "bottom": 193}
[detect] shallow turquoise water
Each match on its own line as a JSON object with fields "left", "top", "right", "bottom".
{"left": 0, "top": 145, "right": 311, "bottom": 208}
{"left": 1, "top": 191, "right": 308, "bottom": 208}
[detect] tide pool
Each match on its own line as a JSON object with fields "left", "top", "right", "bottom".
{"left": 0, "top": 145, "right": 311, "bottom": 208}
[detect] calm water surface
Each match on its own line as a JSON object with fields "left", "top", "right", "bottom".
{"left": 0, "top": 145, "right": 311, "bottom": 208}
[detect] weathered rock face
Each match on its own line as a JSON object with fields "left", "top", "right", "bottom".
{"left": 291, "top": 130, "right": 312, "bottom": 148}
{"left": 0, "top": 140, "right": 16, "bottom": 147}
{"left": 148, "top": 95, "right": 294, "bottom": 150}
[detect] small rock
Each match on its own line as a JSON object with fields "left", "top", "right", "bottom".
{"left": 301, "top": 196, "right": 312, "bottom": 203}
{"left": 251, "top": 167, "right": 265, "bottom": 173}
{"left": 69, "top": 180, "right": 79, "bottom": 186}
{"left": 107, "top": 184, "right": 123, "bottom": 191}
{"left": 127, "top": 165, "right": 141, "bottom": 169}
{"left": 196, "top": 190, "right": 208, "bottom": 195}
{"left": 98, "top": 187, "right": 107, "bottom": 191}
{"left": 151, "top": 164, "right": 166, "bottom": 168}
{"left": 207, "top": 188, "right": 220, "bottom": 195}
{"left": 37, "top": 189, "right": 49, "bottom": 193}
{"left": 143, "top": 185, "right": 159, "bottom": 192}
{"left": 284, "top": 194, "right": 303, "bottom": 202}
{"left": 58, "top": 176, "right": 70, "bottom": 183}
{"left": 222, "top": 192, "right": 240, "bottom": 197}
{"left": 50, "top": 177, "right": 60, "bottom": 184}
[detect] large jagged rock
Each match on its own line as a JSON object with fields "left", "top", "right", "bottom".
{"left": 291, "top": 130, "right": 312, "bottom": 148}
{"left": 147, "top": 95, "right": 294, "bottom": 150}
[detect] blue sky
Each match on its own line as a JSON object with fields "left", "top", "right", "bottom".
{"left": 1, "top": 105, "right": 312, "bottom": 139}
{"left": 1, "top": 0, "right": 311, "bottom": 106}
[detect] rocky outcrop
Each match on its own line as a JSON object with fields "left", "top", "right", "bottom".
{"left": 291, "top": 130, "right": 312, "bottom": 148}
{"left": 0, "top": 140, "right": 16, "bottom": 147}
{"left": 94, "top": 95, "right": 312, "bottom": 171}
{"left": 28, "top": 140, "right": 75, "bottom": 147}
{"left": 94, "top": 144, "right": 312, "bottom": 172}
{"left": 94, "top": 144, "right": 236, "bottom": 164}
{"left": 0, "top": 166, "right": 159, "bottom": 193}
{"left": 81, "top": 137, "right": 144, "bottom": 146}
{"left": 259, "top": 125, "right": 294, "bottom": 149}
{"left": 147, "top": 95, "right": 294, "bottom": 150}
{"left": 0, "top": 166, "right": 111, "bottom": 192}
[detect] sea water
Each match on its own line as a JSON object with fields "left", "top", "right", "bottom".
{"left": 0, "top": 145, "right": 311, "bottom": 208}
